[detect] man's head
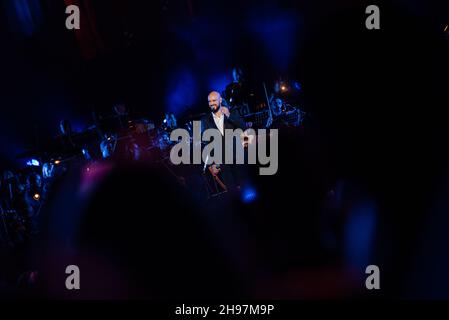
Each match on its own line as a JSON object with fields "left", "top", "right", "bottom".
{"left": 27, "top": 172, "right": 42, "bottom": 189}
{"left": 208, "top": 91, "right": 222, "bottom": 114}
{"left": 275, "top": 98, "right": 283, "bottom": 109}
{"left": 232, "top": 67, "right": 244, "bottom": 83}
{"left": 60, "top": 120, "right": 72, "bottom": 136}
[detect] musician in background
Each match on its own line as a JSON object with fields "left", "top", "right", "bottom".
{"left": 100, "top": 102, "right": 140, "bottom": 161}
{"left": 223, "top": 67, "right": 250, "bottom": 117}
{"left": 163, "top": 113, "right": 178, "bottom": 131}
{"left": 272, "top": 97, "right": 285, "bottom": 116}
{"left": 266, "top": 96, "right": 305, "bottom": 129}
{"left": 265, "top": 97, "right": 282, "bottom": 128}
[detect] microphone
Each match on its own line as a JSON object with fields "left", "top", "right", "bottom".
{"left": 203, "top": 155, "right": 209, "bottom": 173}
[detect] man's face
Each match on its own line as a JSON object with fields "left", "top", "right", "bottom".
{"left": 208, "top": 93, "right": 221, "bottom": 113}
{"left": 275, "top": 98, "right": 283, "bottom": 108}
{"left": 232, "top": 69, "right": 240, "bottom": 82}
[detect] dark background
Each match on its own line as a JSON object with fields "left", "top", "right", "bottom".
{"left": 2, "top": 0, "right": 447, "bottom": 168}
{"left": 1, "top": 0, "right": 449, "bottom": 298}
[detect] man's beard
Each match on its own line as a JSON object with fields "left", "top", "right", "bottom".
{"left": 210, "top": 104, "right": 220, "bottom": 114}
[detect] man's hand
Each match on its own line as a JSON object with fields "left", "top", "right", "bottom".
{"left": 209, "top": 165, "right": 221, "bottom": 177}
{"left": 221, "top": 106, "right": 231, "bottom": 118}
{"left": 241, "top": 130, "right": 255, "bottom": 148}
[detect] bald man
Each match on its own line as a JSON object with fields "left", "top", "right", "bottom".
{"left": 201, "top": 91, "right": 249, "bottom": 192}
{"left": 201, "top": 91, "right": 244, "bottom": 135}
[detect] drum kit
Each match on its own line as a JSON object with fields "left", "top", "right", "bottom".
{"left": 15, "top": 112, "right": 183, "bottom": 167}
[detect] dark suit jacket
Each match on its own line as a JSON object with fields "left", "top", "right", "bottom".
{"left": 200, "top": 111, "right": 246, "bottom": 165}
{"left": 200, "top": 111, "right": 245, "bottom": 134}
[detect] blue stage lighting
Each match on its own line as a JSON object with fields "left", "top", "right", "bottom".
{"left": 293, "top": 81, "right": 302, "bottom": 91}
{"left": 26, "top": 159, "right": 40, "bottom": 167}
{"left": 242, "top": 187, "right": 258, "bottom": 203}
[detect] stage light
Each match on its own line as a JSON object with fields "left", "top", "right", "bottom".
{"left": 293, "top": 81, "right": 302, "bottom": 91}
{"left": 242, "top": 187, "right": 258, "bottom": 204}
{"left": 54, "top": 160, "right": 61, "bottom": 165}
{"left": 33, "top": 193, "right": 41, "bottom": 201}
{"left": 26, "top": 159, "right": 40, "bottom": 167}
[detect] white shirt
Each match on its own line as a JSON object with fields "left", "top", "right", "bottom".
{"left": 212, "top": 112, "right": 225, "bottom": 136}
